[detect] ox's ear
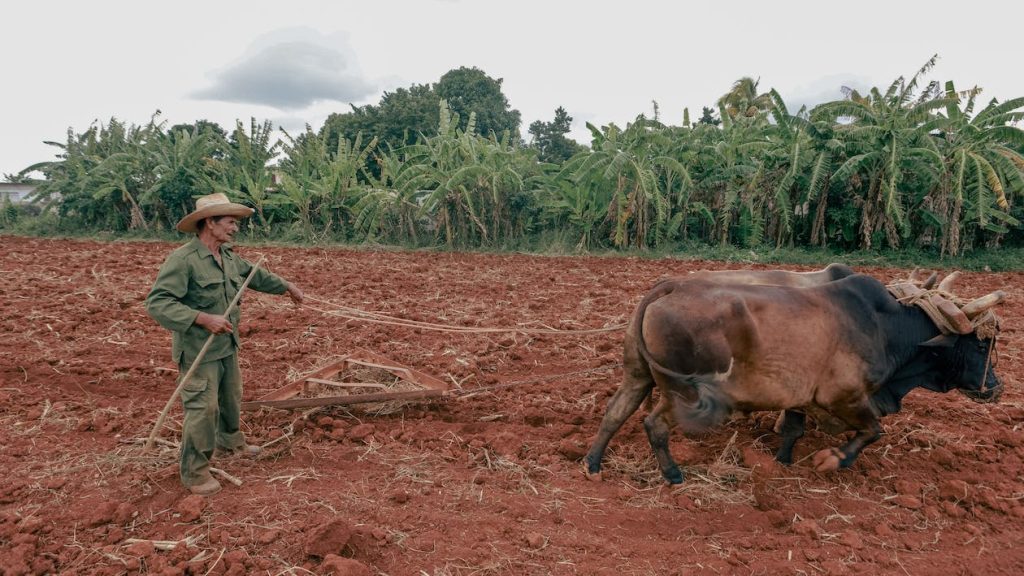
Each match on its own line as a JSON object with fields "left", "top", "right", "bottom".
{"left": 919, "top": 334, "right": 959, "bottom": 348}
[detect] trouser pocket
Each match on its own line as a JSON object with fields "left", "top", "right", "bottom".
{"left": 180, "top": 364, "right": 215, "bottom": 409}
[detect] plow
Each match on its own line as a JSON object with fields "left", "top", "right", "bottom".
{"left": 241, "top": 347, "right": 452, "bottom": 411}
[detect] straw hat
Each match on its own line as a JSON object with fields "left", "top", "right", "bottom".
{"left": 176, "top": 193, "right": 255, "bottom": 233}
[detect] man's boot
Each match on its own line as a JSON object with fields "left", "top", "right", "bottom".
{"left": 189, "top": 476, "right": 221, "bottom": 496}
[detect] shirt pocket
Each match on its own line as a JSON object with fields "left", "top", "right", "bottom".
{"left": 191, "top": 276, "right": 225, "bottom": 309}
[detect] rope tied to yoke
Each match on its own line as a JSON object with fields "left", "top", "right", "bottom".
{"left": 301, "top": 294, "right": 628, "bottom": 336}
{"left": 886, "top": 279, "right": 1001, "bottom": 340}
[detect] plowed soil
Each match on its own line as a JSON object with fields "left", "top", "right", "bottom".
{"left": 1, "top": 235, "right": 1022, "bottom": 576}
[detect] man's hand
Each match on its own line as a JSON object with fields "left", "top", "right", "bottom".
{"left": 195, "top": 312, "right": 233, "bottom": 334}
{"left": 286, "top": 282, "right": 304, "bottom": 306}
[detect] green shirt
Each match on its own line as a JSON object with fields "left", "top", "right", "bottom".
{"left": 145, "top": 237, "right": 288, "bottom": 366}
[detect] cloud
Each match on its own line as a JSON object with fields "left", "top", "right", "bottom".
{"left": 192, "top": 28, "right": 377, "bottom": 110}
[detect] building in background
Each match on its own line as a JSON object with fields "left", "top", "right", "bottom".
{"left": 0, "top": 183, "right": 36, "bottom": 204}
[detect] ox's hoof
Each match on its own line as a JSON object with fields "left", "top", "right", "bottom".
{"left": 663, "top": 466, "right": 684, "bottom": 485}
{"left": 584, "top": 467, "right": 603, "bottom": 482}
{"left": 812, "top": 448, "right": 844, "bottom": 472}
{"left": 774, "top": 451, "right": 793, "bottom": 466}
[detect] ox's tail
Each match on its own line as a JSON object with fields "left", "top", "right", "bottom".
{"left": 631, "top": 280, "right": 733, "bottom": 435}
{"left": 668, "top": 375, "right": 733, "bottom": 436}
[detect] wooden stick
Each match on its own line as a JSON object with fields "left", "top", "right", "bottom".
{"left": 123, "top": 538, "right": 193, "bottom": 551}
{"left": 305, "top": 377, "right": 387, "bottom": 389}
{"left": 345, "top": 358, "right": 413, "bottom": 378}
{"left": 210, "top": 467, "right": 243, "bottom": 486}
{"left": 143, "top": 256, "right": 266, "bottom": 452}
{"left": 120, "top": 437, "right": 179, "bottom": 449}
{"left": 242, "top": 388, "right": 445, "bottom": 411}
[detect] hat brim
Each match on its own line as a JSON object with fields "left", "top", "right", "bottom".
{"left": 176, "top": 203, "right": 255, "bottom": 233}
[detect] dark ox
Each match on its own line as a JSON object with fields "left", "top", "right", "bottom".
{"left": 584, "top": 273, "right": 1004, "bottom": 484}
{"left": 680, "top": 262, "right": 856, "bottom": 287}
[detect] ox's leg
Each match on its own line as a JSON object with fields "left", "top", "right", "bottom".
{"left": 774, "top": 410, "right": 806, "bottom": 465}
{"left": 643, "top": 397, "right": 684, "bottom": 484}
{"left": 584, "top": 332, "right": 654, "bottom": 481}
{"left": 812, "top": 401, "right": 882, "bottom": 472}
{"left": 583, "top": 375, "right": 654, "bottom": 481}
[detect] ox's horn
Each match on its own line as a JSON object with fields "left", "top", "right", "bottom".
{"left": 961, "top": 290, "right": 1007, "bottom": 319}
{"left": 894, "top": 282, "right": 925, "bottom": 298}
{"left": 928, "top": 294, "right": 973, "bottom": 334}
{"left": 907, "top": 267, "right": 922, "bottom": 282}
{"left": 937, "top": 271, "right": 961, "bottom": 293}
{"left": 921, "top": 272, "right": 939, "bottom": 290}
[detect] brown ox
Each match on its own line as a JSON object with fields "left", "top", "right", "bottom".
{"left": 582, "top": 264, "right": 853, "bottom": 479}
{"left": 584, "top": 272, "right": 1004, "bottom": 484}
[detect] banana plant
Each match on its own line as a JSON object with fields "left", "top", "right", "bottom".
{"left": 222, "top": 118, "right": 282, "bottom": 234}
{"left": 931, "top": 81, "right": 1024, "bottom": 254}
{"left": 814, "top": 56, "right": 951, "bottom": 249}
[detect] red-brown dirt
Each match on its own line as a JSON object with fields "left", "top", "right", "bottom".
{"left": 1, "top": 235, "right": 1023, "bottom": 576}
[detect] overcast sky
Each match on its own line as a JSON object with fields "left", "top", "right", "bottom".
{"left": 3, "top": 0, "right": 1022, "bottom": 178}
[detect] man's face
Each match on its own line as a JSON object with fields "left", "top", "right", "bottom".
{"left": 208, "top": 216, "right": 240, "bottom": 244}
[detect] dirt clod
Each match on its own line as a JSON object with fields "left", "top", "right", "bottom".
{"left": 305, "top": 519, "right": 353, "bottom": 558}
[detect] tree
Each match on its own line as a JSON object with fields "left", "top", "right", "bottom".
{"left": 168, "top": 120, "right": 229, "bottom": 159}
{"left": 436, "top": 67, "right": 521, "bottom": 140}
{"left": 761, "top": 89, "right": 843, "bottom": 248}
{"left": 692, "top": 106, "right": 770, "bottom": 246}
{"left": 26, "top": 119, "right": 154, "bottom": 231}
{"left": 718, "top": 77, "right": 774, "bottom": 120}
{"left": 321, "top": 66, "right": 522, "bottom": 163}
{"left": 567, "top": 115, "right": 691, "bottom": 249}
{"left": 814, "top": 56, "right": 950, "bottom": 249}
{"left": 143, "top": 125, "right": 221, "bottom": 230}
{"left": 321, "top": 83, "right": 439, "bottom": 153}
{"left": 222, "top": 118, "right": 282, "bottom": 233}
{"left": 278, "top": 125, "right": 379, "bottom": 240}
{"left": 394, "top": 101, "right": 535, "bottom": 248}
{"left": 697, "top": 107, "right": 721, "bottom": 126}
{"left": 528, "top": 107, "right": 583, "bottom": 164}
{"left": 931, "top": 81, "right": 1024, "bottom": 254}
{"left": 3, "top": 172, "right": 34, "bottom": 183}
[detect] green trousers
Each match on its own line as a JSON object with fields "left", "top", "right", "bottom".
{"left": 178, "top": 354, "right": 247, "bottom": 487}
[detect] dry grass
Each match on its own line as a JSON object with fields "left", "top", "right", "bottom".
{"left": 600, "top": 446, "right": 664, "bottom": 486}
{"left": 467, "top": 447, "right": 541, "bottom": 496}
{"left": 266, "top": 468, "right": 321, "bottom": 488}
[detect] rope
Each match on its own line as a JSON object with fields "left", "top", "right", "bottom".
{"left": 452, "top": 364, "right": 619, "bottom": 397}
{"left": 888, "top": 283, "right": 962, "bottom": 335}
{"left": 301, "top": 294, "right": 628, "bottom": 336}
{"left": 887, "top": 282, "right": 1000, "bottom": 339}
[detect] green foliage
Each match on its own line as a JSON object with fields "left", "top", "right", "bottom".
{"left": 697, "top": 107, "right": 721, "bottom": 126}
{"left": 391, "top": 101, "right": 538, "bottom": 248}
{"left": 14, "top": 59, "right": 1024, "bottom": 265}
{"left": 0, "top": 195, "right": 17, "bottom": 227}
{"left": 321, "top": 83, "right": 440, "bottom": 154}
{"left": 436, "top": 67, "right": 522, "bottom": 140}
{"left": 222, "top": 118, "right": 282, "bottom": 234}
{"left": 278, "top": 125, "right": 379, "bottom": 241}
{"left": 26, "top": 117, "right": 156, "bottom": 232}
{"left": 528, "top": 107, "right": 584, "bottom": 164}
{"left": 144, "top": 125, "right": 224, "bottom": 230}
{"left": 718, "top": 77, "right": 775, "bottom": 120}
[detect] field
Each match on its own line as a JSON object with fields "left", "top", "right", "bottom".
{"left": 1, "top": 235, "right": 1023, "bottom": 576}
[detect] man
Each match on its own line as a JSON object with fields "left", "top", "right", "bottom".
{"left": 145, "top": 193, "right": 304, "bottom": 496}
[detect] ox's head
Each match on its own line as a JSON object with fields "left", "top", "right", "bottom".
{"left": 918, "top": 289, "right": 1006, "bottom": 403}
